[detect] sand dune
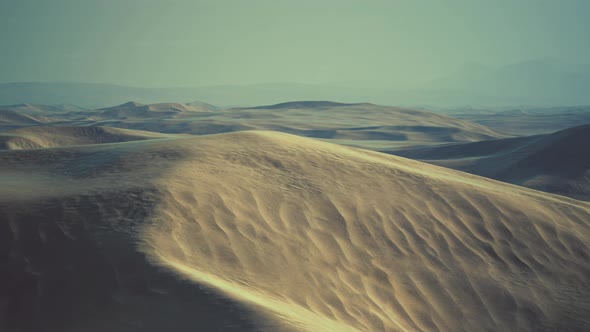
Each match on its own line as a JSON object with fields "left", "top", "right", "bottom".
{"left": 388, "top": 124, "right": 590, "bottom": 201}
{"left": 0, "top": 103, "right": 86, "bottom": 115}
{"left": 0, "top": 104, "right": 78, "bottom": 131}
{"left": 1, "top": 131, "right": 589, "bottom": 331}
{"left": 94, "top": 102, "right": 215, "bottom": 120}
{"left": 0, "top": 126, "right": 170, "bottom": 150}
{"left": 137, "top": 102, "right": 216, "bottom": 113}
{"left": 0, "top": 110, "right": 43, "bottom": 126}
{"left": 186, "top": 100, "right": 221, "bottom": 112}
{"left": 448, "top": 106, "right": 590, "bottom": 136}
{"left": 228, "top": 101, "right": 506, "bottom": 141}
{"left": 247, "top": 101, "right": 367, "bottom": 109}
{"left": 94, "top": 101, "right": 510, "bottom": 151}
{"left": 2, "top": 101, "right": 509, "bottom": 150}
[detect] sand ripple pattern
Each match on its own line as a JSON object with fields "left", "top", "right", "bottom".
{"left": 140, "top": 132, "right": 590, "bottom": 332}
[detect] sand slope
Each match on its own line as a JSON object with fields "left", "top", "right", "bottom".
{"left": 0, "top": 126, "right": 170, "bottom": 150}
{"left": 1, "top": 131, "right": 589, "bottom": 331}
{"left": 388, "top": 124, "right": 590, "bottom": 201}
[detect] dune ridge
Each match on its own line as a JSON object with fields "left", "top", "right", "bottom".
{"left": 1, "top": 131, "right": 589, "bottom": 331}
{"left": 140, "top": 132, "right": 590, "bottom": 331}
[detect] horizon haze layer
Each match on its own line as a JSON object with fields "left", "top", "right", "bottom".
{"left": 1, "top": 0, "right": 590, "bottom": 107}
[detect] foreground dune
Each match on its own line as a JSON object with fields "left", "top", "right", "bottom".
{"left": 1, "top": 131, "right": 589, "bottom": 331}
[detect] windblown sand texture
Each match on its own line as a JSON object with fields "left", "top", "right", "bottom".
{"left": 1, "top": 131, "right": 589, "bottom": 331}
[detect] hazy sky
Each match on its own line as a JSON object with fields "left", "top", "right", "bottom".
{"left": 1, "top": 0, "right": 589, "bottom": 88}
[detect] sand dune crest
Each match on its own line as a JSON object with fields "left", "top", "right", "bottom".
{"left": 140, "top": 131, "right": 590, "bottom": 332}
{"left": 1, "top": 131, "right": 589, "bottom": 331}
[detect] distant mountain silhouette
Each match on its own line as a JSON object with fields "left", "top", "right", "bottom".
{"left": 1, "top": 60, "right": 589, "bottom": 107}
{"left": 418, "top": 59, "right": 590, "bottom": 105}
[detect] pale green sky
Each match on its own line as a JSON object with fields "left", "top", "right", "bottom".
{"left": 1, "top": 0, "right": 589, "bottom": 88}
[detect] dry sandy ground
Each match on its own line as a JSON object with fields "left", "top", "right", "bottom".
{"left": 388, "top": 124, "right": 590, "bottom": 201}
{"left": 1, "top": 131, "right": 589, "bottom": 331}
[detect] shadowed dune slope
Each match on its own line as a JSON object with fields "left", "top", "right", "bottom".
{"left": 1, "top": 131, "right": 589, "bottom": 332}
{"left": 0, "top": 126, "right": 171, "bottom": 150}
{"left": 388, "top": 124, "right": 590, "bottom": 201}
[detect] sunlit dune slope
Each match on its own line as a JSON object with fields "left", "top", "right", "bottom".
{"left": 1, "top": 131, "right": 589, "bottom": 332}
{"left": 143, "top": 131, "right": 590, "bottom": 332}
{"left": 0, "top": 126, "right": 170, "bottom": 150}
{"left": 388, "top": 124, "right": 590, "bottom": 201}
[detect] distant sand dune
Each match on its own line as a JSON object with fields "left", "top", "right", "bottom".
{"left": 0, "top": 126, "right": 170, "bottom": 150}
{"left": 95, "top": 102, "right": 216, "bottom": 119}
{"left": 2, "top": 101, "right": 510, "bottom": 151}
{"left": 1, "top": 131, "right": 589, "bottom": 331}
{"left": 226, "top": 102, "right": 507, "bottom": 142}
{"left": 388, "top": 124, "right": 590, "bottom": 201}
{"left": 0, "top": 109, "right": 43, "bottom": 126}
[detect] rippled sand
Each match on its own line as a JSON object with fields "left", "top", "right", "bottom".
{"left": 2, "top": 131, "right": 589, "bottom": 331}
